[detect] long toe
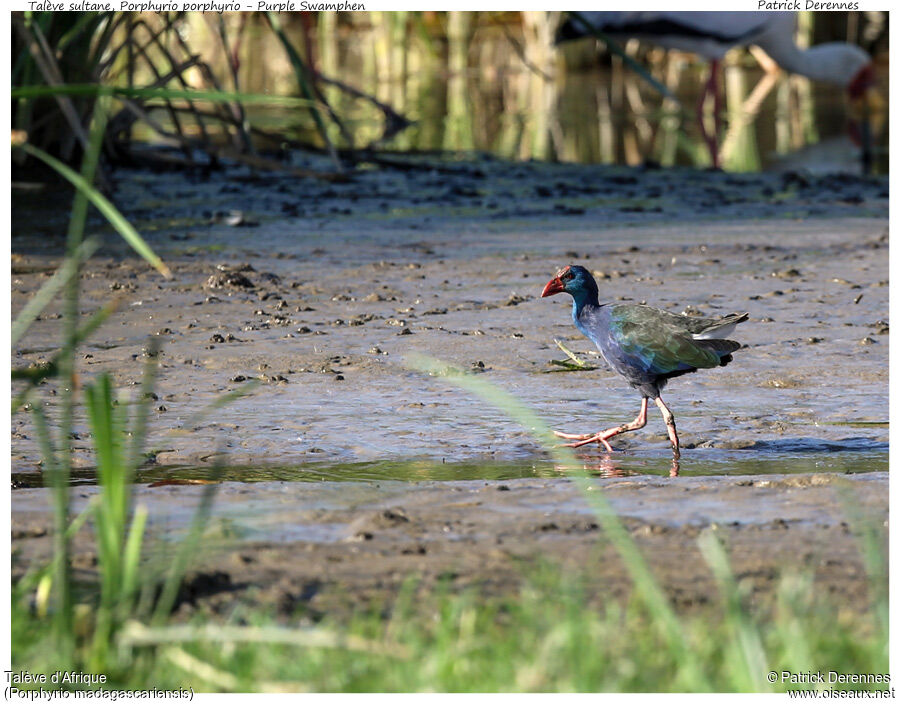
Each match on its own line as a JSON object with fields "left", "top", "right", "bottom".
{"left": 554, "top": 430, "right": 597, "bottom": 440}
{"left": 559, "top": 434, "right": 614, "bottom": 451}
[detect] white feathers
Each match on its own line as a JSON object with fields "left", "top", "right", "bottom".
{"left": 566, "top": 12, "right": 871, "bottom": 88}
{"left": 693, "top": 322, "right": 738, "bottom": 340}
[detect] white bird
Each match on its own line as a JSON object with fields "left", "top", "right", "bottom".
{"left": 557, "top": 11, "right": 876, "bottom": 168}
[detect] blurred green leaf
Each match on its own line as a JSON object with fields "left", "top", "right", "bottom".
{"left": 16, "top": 143, "right": 171, "bottom": 278}
{"left": 11, "top": 83, "right": 320, "bottom": 108}
{"left": 11, "top": 237, "right": 100, "bottom": 347}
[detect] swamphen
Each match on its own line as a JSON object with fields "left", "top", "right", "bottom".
{"left": 542, "top": 265, "right": 748, "bottom": 458}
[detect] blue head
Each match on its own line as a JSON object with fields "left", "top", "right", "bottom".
{"left": 541, "top": 265, "right": 599, "bottom": 311}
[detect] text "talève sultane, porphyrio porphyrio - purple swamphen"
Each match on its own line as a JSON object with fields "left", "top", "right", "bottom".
{"left": 542, "top": 265, "right": 748, "bottom": 458}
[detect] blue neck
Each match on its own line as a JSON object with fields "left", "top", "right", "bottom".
{"left": 570, "top": 288, "right": 598, "bottom": 319}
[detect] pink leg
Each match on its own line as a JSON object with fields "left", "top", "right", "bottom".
{"left": 711, "top": 60, "right": 723, "bottom": 148}
{"left": 554, "top": 398, "right": 649, "bottom": 451}
{"left": 695, "top": 76, "right": 711, "bottom": 164}
{"left": 654, "top": 396, "right": 680, "bottom": 460}
{"left": 696, "top": 60, "right": 721, "bottom": 169}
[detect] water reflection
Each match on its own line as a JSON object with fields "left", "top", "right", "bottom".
{"left": 554, "top": 454, "right": 681, "bottom": 478}
{"left": 163, "top": 12, "right": 888, "bottom": 173}
{"left": 10, "top": 444, "right": 887, "bottom": 488}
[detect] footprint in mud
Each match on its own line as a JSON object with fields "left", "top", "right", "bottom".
{"left": 345, "top": 508, "right": 413, "bottom": 541}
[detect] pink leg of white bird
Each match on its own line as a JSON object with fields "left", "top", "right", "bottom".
{"left": 711, "top": 60, "right": 724, "bottom": 149}
{"left": 554, "top": 397, "right": 649, "bottom": 450}
{"left": 696, "top": 59, "right": 722, "bottom": 169}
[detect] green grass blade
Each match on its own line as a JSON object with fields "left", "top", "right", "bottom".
{"left": 85, "top": 375, "right": 118, "bottom": 489}
{"left": 127, "top": 339, "right": 160, "bottom": 473}
{"left": 10, "top": 83, "right": 320, "bottom": 108}
{"left": 56, "top": 11, "right": 108, "bottom": 52}
{"left": 151, "top": 470, "right": 220, "bottom": 625}
{"left": 29, "top": 402, "right": 57, "bottom": 477}
{"left": 70, "top": 298, "right": 119, "bottom": 347}
{"left": 567, "top": 12, "right": 680, "bottom": 104}
{"left": 85, "top": 375, "right": 123, "bottom": 593}
{"left": 12, "top": 298, "right": 121, "bottom": 415}
{"left": 11, "top": 237, "right": 100, "bottom": 347}
{"left": 120, "top": 505, "right": 148, "bottom": 610}
{"left": 697, "top": 529, "right": 769, "bottom": 690}
{"left": 553, "top": 339, "right": 592, "bottom": 367}
{"left": 266, "top": 11, "right": 342, "bottom": 167}
{"left": 15, "top": 143, "right": 171, "bottom": 279}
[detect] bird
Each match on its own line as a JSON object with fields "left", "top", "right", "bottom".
{"left": 556, "top": 11, "right": 877, "bottom": 169}
{"left": 541, "top": 265, "right": 748, "bottom": 458}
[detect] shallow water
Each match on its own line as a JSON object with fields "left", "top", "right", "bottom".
{"left": 11, "top": 467, "right": 888, "bottom": 550}
{"left": 11, "top": 440, "right": 887, "bottom": 489}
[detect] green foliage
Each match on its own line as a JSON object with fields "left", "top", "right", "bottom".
{"left": 83, "top": 370, "right": 149, "bottom": 668}
{"left": 11, "top": 12, "right": 354, "bottom": 174}
{"left": 12, "top": 11, "right": 115, "bottom": 158}
{"left": 11, "top": 67, "right": 214, "bottom": 679}
{"left": 12, "top": 557, "right": 888, "bottom": 692}
{"left": 11, "top": 83, "right": 319, "bottom": 107}
{"left": 266, "top": 11, "right": 336, "bottom": 156}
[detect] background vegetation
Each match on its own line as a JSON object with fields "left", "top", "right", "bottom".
{"left": 12, "top": 10, "right": 889, "bottom": 174}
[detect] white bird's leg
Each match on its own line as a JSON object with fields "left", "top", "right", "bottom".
{"left": 696, "top": 60, "right": 722, "bottom": 169}
{"left": 654, "top": 396, "right": 680, "bottom": 460}
{"left": 748, "top": 45, "right": 779, "bottom": 75}
{"left": 554, "top": 398, "right": 649, "bottom": 450}
{"left": 710, "top": 59, "right": 724, "bottom": 155}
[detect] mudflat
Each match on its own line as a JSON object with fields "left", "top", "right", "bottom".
{"left": 11, "top": 159, "right": 889, "bottom": 617}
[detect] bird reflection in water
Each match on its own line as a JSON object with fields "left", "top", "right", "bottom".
{"left": 555, "top": 453, "right": 680, "bottom": 477}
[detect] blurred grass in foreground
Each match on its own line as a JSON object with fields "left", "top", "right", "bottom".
{"left": 13, "top": 558, "right": 887, "bottom": 693}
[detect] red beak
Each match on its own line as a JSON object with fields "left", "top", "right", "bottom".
{"left": 541, "top": 276, "right": 565, "bottom": 297}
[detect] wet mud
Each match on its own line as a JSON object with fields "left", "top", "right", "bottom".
{"left": 11, "top": 472, "right": 888, "bottom": 619}
{"left": 11, "top": 158, "right": 889, "bottom": 616}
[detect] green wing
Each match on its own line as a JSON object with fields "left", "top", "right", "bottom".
{"left": 609, "top": 306, "right": 721, "bottom": 375}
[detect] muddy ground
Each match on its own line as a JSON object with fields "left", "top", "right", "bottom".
{"left": 10, "top": 472, "right": 889, "bottom": 620}
{"left": 11, "top": 157, "right": 889, "bottom": 617}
